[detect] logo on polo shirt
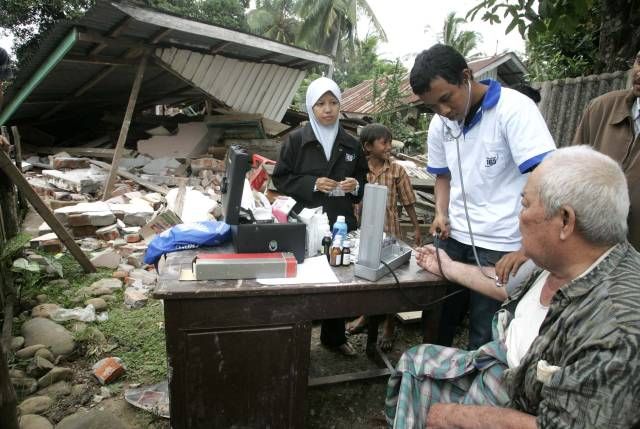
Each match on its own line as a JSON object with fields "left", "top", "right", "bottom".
{"left": 345, "top": 153, "right": 354, "bottom": 162}
{"left": 485, "top": 155, "right": 498, "bottom": 167}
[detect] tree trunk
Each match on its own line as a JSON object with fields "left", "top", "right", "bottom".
{"left": 0, "top": 340, "right": 19, "bottom": 429}
{"left": 598, "top": 0, "right": 640, "bottom": 72}
{"left": 327, "top": 17, "right": 342, "bottom": 79}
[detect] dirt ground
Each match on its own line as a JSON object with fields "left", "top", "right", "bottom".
{"left": 306, "top": 317, "right": 468, "bottom": 428}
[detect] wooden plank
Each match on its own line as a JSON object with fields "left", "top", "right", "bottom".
{"left": 10, "top": 127, "right": 22, "bottom": 171}
{"left": 102, "top": 54, "right": 148, "bottom": 200}
{"left": 89, "top": 159, "right": 167, "bottom": 195}
{"left": 0, "top": 150, "right": 96, "bottom": 273}
{"left": 307, "top": 368, "right": 391, "bottom": 387}
{"left": 23, "top": 145, "right": 132, "bottom": 159}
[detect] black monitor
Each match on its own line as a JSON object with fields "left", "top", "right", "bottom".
{"left": 220, "top": 145, "right": 250, "bottom": 225}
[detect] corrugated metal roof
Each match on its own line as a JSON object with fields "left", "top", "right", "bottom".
{"left": 157, "top": 47, "right": 305, "bottom": 121}
{"left": 534, "top": 70, "right": 632, "bottom": 147}
{"left": 341, "top": 53, "right": 528, "bottom": 115}
{"left": 3, "top": 0, "right": 331, "bottom": 126}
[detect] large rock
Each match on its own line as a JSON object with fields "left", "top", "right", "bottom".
{"left": 18, "top": 414, "right": 53, "bottom": 429}
{"left": 22, "top": 318, "right": 75, "bottom": 356}
{"left": 15, "top": 344, "right": 46, "bottom": 359}
{"left": 18, "top": 396, "right": 52, "bottom": 415}
{"left": 36, "top": 380, "right": 71, "bottom": 399}
{"left": 55, "top": 409, "right": 128, "bottom": 429}
{"left": 31, "top": 304, "right": 60, "bottom": 319}
{"left": 37, "top": 367, "right": 73, "bottom": 388}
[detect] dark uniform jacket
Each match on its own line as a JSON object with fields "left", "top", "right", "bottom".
{"left": 573, "top": 89, "right": 640, "bottom": 250}
{"left": 272, "top": 124, "right": 368, "bottom": 231}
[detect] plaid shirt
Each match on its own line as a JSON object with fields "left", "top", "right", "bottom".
{"left": 366, "top": 159, "right": 416, "bottom": 238}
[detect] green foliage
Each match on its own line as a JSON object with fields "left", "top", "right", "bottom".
{"left": 438, "top": 12, "right": 483, "bottom": 59}
{"left": 0, "top": 232, "right": 31, "bottom": 262}
{"left": 373, "top": 60, "right": 427, "bottom": 154}
{"left": 295, "top": 0, "right": 386, "bottom": 60}
{"left": 247, "top": 0, "right": 300, "bottom": 44}
{"left": 466, "top": 0, "right": 640, "bottom": 77}
{"left": 0, "top": 0, "right": 248, "bottom": 65}
{"left": 333, "top": 35, "right": 402, "bottom": 90}
{"left": 98, "top": 300, "right": 167, "bottom": 383}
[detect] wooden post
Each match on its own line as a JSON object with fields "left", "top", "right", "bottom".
{"left": 10, "top": 127, "right": 27, "bottom": 218}
{"left": 102, "top": 54, "right": 148, "bottom": 200}
{"left": 0, "top": 151, "right": 96, "bottom": 273}
{"left": 0, "top": 130, "right": 18, "bottom": 241}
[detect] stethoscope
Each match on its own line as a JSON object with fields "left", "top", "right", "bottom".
{"left": 433, "top": 80, "right": 503, "bottom": 287}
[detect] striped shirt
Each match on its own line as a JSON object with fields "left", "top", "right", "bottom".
{"left": 504, "top": 241, "right": 640, "bottom": 428}
{"left": 366, "top": 159, "right": 416, "bottom": 238}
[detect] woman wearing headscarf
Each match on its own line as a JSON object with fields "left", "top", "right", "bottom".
{"left": 273, "top": 76, "right": 368, "bottom": 356}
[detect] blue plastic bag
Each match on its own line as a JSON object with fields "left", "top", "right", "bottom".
{"left": 144, "top": 221, "right": 232, "bottom": 265}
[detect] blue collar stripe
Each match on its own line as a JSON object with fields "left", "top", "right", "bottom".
{"left": 426, "top": 165, "right": 450, "bottom": 175}
{"left": 463, "top": 79, "right": 501, "bottom": 134}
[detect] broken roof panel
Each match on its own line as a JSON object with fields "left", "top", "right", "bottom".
{"left": 2, "top": 0, "right": 331, "bottom": 126}
{"left": 341, "top": 52, "right": 528, "bottom": 115}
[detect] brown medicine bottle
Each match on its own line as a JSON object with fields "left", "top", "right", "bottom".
{"left": 330, "top": 238, "right": 342, "bottom": 266}
{"left": 341, "top": 240, "right": 351, "bottom": 266}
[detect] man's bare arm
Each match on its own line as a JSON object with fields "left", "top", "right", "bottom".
{"left": 426, "top": 404, "right": 537, "bottom": 429}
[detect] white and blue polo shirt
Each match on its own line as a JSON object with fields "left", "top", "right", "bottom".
{"left": 426, "top": 79, "right": 556, "bottom": 252}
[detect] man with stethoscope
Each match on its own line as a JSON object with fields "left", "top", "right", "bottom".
{"left": 410, "top": 44, "right": 556, "bottom": 349}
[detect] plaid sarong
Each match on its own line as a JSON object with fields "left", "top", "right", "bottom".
{"left": 385, "top": 310, "right": 513, "bottom": 429}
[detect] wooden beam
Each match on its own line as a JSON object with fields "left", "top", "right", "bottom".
{"left": 89, "top": 16, "right": 132, "bottom": 56}
{"left": 89, "top": 159, "right": 168, "bottom": 195}
{"left": 150, "top": 28, "right": 172, "bottom": 44}
{"left": 62, "top": 55, "right": 138, "bottom": 66}
{"left": 77, "top": 31, "right": 145, "bottom": 51}
{"left": 0, "top": 29, "right": 78, "bottom": 126}
{"left": 23, "top": 144, "right": 132, "bottom": 159}
{"left": 40, "top": 66, "right": 117, "bottom": 120}
{"left": 102, "top": 54, "right": 148, "bottom": 200}
{"left": 0, "top": 151, "right": 95, "bottom": 273}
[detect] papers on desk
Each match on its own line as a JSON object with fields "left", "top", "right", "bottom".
{"left": 257, "top": 255, "right": 338, "bottom": 285}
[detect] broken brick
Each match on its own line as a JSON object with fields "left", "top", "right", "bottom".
{"left": 124, "top": 233, "right": 141, "bottom": 243}
{"left": 51, "top": 157, "right": 89, "bottom": 170}
{"left": 92, "top": 357, "right": 125, "bottom": 385}
{"left": 95, "top": 224, "right": 120, "bottom": 241}
{"left": 124, "top": 288, "right": 148, "bottom": 309}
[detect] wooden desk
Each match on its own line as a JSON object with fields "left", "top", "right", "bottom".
{"left": 154, "top": 250, "right": 448, "bottom": 429}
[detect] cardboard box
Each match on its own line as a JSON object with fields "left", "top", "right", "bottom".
{"left": 194, "top": 252, "right": 297, "bottom": 280}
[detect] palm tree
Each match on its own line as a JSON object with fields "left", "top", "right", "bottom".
{"left": 247, "top": 0, "right": 300, "bottom": 45}
{"left": 439, "top": 12, "right": 483, "bottom": 59}
{"left": 295, "top": 0, "right": 387, "bottom": 77}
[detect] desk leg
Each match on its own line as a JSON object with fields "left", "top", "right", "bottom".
{"left": 421, "top": 302, "right": 443, "bottom": 344}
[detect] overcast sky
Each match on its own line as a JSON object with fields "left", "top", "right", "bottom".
{"left": 0, "top": 0, "right": 526, "bottom": 63}
{"left": 361, "top": 0, "right": 526, "bottom": 67}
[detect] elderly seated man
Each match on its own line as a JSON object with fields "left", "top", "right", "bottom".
{"left": 385, "top": 146, "right": 640, "bottom": 429}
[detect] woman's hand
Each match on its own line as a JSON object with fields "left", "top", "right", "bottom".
{"left": 315, "top": 177, "right": 339, "bottom": 193}
{"left": 339, "top": 177, "right": 358, "bottom": 193}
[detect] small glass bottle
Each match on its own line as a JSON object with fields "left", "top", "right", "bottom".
{"left": 330, "top": 238, "right": 342, "bottom": 267}
{"left": 341, "top": 240, "right": 351, "bottom": 266}
{"left": 321, "top": 232, "right": 333, "bottom": 262}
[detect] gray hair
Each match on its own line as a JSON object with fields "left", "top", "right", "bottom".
{"left": 538, "top": 146, "right": 629, "bottom": 245}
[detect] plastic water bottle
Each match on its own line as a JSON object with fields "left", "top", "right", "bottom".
{"left": 332, "top": 215, "right": 348, "bottom": 240}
